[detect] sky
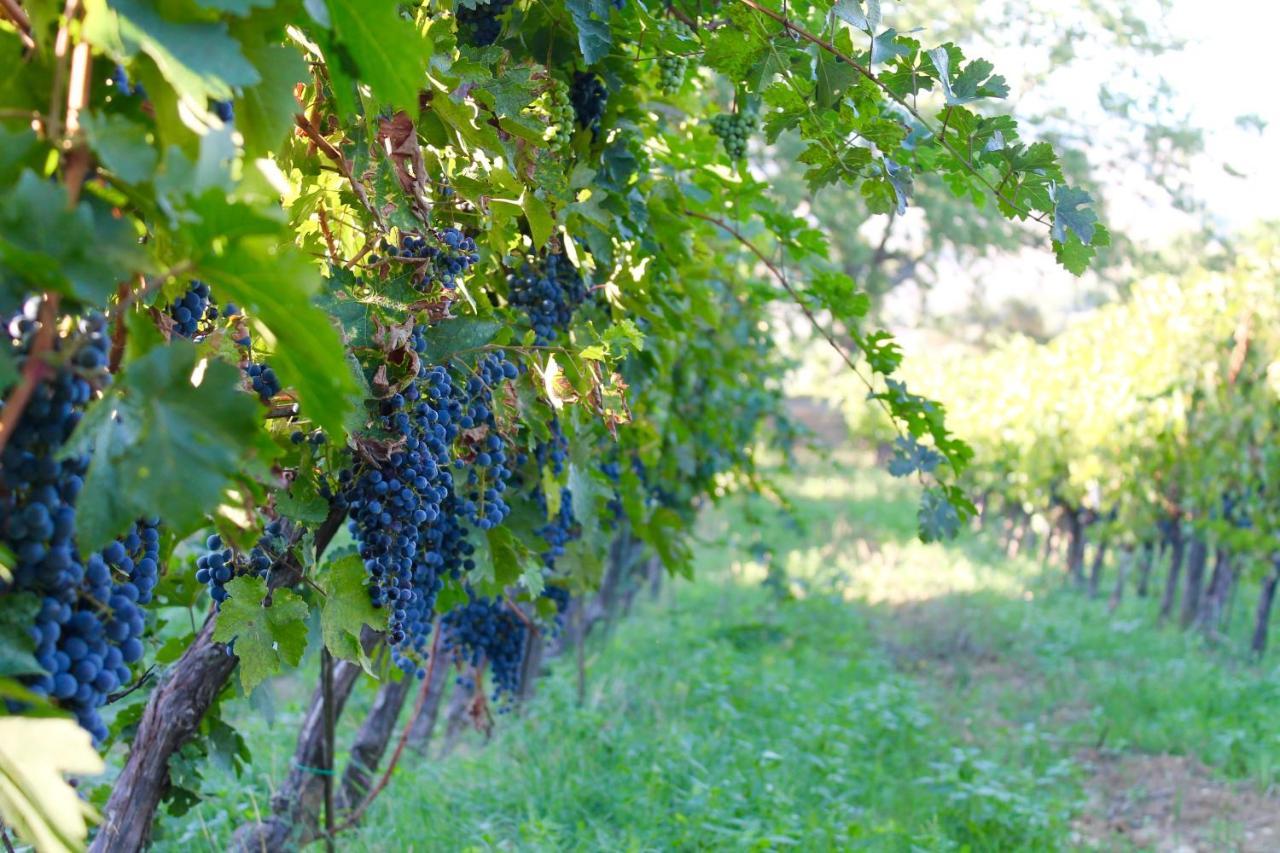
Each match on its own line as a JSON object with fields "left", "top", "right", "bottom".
{"left": 1115, "top": 0, "right": 1280, "bottom": 235}
{"left": 881, "top": 0, "right": 1280, "bottom": 327}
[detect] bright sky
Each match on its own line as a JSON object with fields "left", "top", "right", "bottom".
{"left": 882, "top": 0, "right": 1280, "bottom": 327}
{"left": 1123, "top": 0, "right": 1280, "bottom": 233}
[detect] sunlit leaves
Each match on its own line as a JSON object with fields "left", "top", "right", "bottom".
{"left": 84, "top": 0, "right": 260, "bottom": 102}
{"left": 322, "top": 0, "right": 430, "bottom": 115}
{"left": 0, "top": 717, "right": 104, "bottom": 853}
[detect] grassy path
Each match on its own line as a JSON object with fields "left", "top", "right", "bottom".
{"left": 163, "top": 462, "right": 1280, "bottom": 851}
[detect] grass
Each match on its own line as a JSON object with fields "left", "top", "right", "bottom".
{"left": 154, "top": 457, "right": 1280, "bottom": 851}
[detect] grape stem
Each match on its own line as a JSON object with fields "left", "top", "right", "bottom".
{"left": 104, "top": 664, "right": 157, "bottom": 705}
{"left": 294, "top": 112, "right": 386, "bottom": 231}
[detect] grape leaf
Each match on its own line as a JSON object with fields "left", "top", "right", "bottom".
{"left": 918, "top": 487, "right": 961, "bottom": 542}
{"left": 324, "top": 0, "right": 428, "bottom": 114}
{"left": 84, "top": 0, "right": 260, "bottom": 102}
{"left": 832, "top": 0, "right": 880, "bottom": 31}
{"left": 69, "top": 341, "right": 276, "bottom": 551}
{"left": 232, "top": 26, "right": 310, "bottom": 158}
{"left": 565, "top": 0, "right": 613, "bottom": 64}
{"left": 417, "top": 317, "right": 503, "bottom": 366}
{"left": 212, "top": 575, "right": 309, "bottom": 693}
{"left": 80, "top": 112, "right": 157, "bottom": 184}
{"left": 197, "top": 233, "right": 357, "bottom": 438}
{"left": 318, "top": 555, "right": 385, "bottom": 671}
{"left": 0, "top": 171, "right": 151, "bottom": 310}
{"left": 0, "top": 594, "right": 41, "bottom": 678}
{"left": 192, "top": 0, "right": 274, "bottom": 13}
{"left": 1050, "top": 184, "right": 1098, "bottom": 245}
{"left": 887, "top": 436, "right": 943, "bottom": 477}
{"left": 871, "top": 29, "right": 910, "bottom": 65}
{"left": 0, "top": 717, "right": 105, "bottom": 853}
{"left": 0, "top": 346, "right": 16, "bottom": 392}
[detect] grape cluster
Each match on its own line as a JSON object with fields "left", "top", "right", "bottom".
{"left": 657, "top": 25, "right": 693, "bottom": 94}
{"left": 569, "top": 72, "right": 608, "bottom": 137}
{"left": 167, "top": 280, "right": 218, "bottom": 339}
{"left": 111, "top": 64, "right": 146, "bottom": 99}
{"left": 195, "top": 521, "right": 285, "bottom": 606}
{"left": 543, "top": 78, "right": 577, "bottom": 150}
{"left": 535, "top": 487, "right": 578, "bottom": 570}
{"left": 457, "top": 352, "right": 519, "bottom": 530}
{"left": 710, "top": 110, "right": 758, "bottom": 160}
{"left": 380, "top": 229, "right": 480, "bottom": 293}
{"left": 1, "top": 303, "right": 160, "bottom": 742}
{"left": 340, "top": 331, "right": 521, "bottom": 672}
{"left": 441, "top": 592, "right": 527, "bottom": 700}
{"left": 657, "top": 54, "right": 687, "bottom": 94}
{"left": 506, "top": 252, "right": 587, "bottom": 344}
{"left": 244, "top": 363, "right": 281, "bottom": 404}
{"left": 456, "top": 0, "right": 515, "bottom": 47}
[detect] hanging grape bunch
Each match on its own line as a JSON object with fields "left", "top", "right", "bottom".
{"left": 710, "top": 109, "right": 758, "bottom": 161}
{"left": 542, "top": 78, "right": 577, "bottom": 150}
{"left": 569, "top": 71, "right": 608, "bottom": 139}
{"left": 378, "top": 228, "right": 480, "bottom": 293}
{"left": 657, "top": 23, "right": 694, "bottom": 94}
{"left": 0, "top": 303, "right": 161, "bottom": 743}
{"left": 456, "top": 0, "right": 515, "bottom": 46}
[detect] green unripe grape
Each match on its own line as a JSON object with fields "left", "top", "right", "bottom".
{"left": 709, "top": 109, "right": 758, "bottom": 160}
{"left": 543, "top": 78, "right": 575, "bottom": 151}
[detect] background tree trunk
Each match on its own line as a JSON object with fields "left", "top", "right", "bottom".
{"left": 1158, "top": 524, "right": 1186, "bottom": 622}
{"left": 407, "top": 647, "right": 454, "bottom": 751}
{"left": 1088, "top": 538, "right": 1109, "bottom": 598}
{"left": 335, "top": 676, "right": 414, "bottom": 813}
{"left": 1065, "top": 510, "right": 1086, "bottom": 586}
{"left": 1197, "top": 548, "right": 1234, "bottom": 638}
{"left": 1136, "top": 541, "right": 1157, "bottom": 597}
{"left": 1179, "top": 537, "right": 1209, "bottom": 628}
{"left": 1250, "top": 566, "right": 1278, "bottom": 657}
{"left": 1108, "top": 547, "right": 1133, "bottom": 612}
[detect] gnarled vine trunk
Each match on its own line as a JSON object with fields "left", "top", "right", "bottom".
{"left": 93, "top": 510, "right": 346, "bottom": 852}
{"left": 1197, "top": 548, "right": 1233, "bottom": 638}
{"left": 1179, "top": 537, "right": 1209, "bottom": 628}
{"left": 1087, "top": 538, "right": 1108, "bottom": 598}
{"left": 1158, "top": 523, "right": 1186, "bottom": 622}
{"left": 1250, "top": 566, "right": 1279, "bottom": 657}
{"left": 89, "top": 617, "right": 238, "bottom": 853}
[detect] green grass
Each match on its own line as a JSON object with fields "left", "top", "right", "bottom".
{"left": 155, "top": 458, "right": 1280, "bottom": 851}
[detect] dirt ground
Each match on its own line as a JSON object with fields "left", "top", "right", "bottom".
{"left": 879, "top": 597, "right": 1280, "bottom": 852}
{"left": 1072, "top": 750, "right": 1280, "bottom": 852}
